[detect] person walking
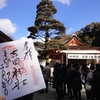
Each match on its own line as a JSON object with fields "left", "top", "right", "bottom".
{"left": 65, "top": 63, "right": 74, "bottom": 99}
{"left": 69, "top": 62, "right": 82, "bottom": 100}
{"left": 90, "top": 64, "right": 100, "bottom": 100}
{"left": 85, "top": 64, "right": 95, "bottom": 100}
{"left": 54, "top": 62, "right": 64, "bottom": 100}
{"left": 49, "top": 65, "right": 54, "bottom": 85}
{"left": 43, "top": 62, "right": 51, "bottom": 93}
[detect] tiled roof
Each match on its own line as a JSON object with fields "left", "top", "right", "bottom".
{"left": 0, "top": 30, "right": 13, "bottom": 42}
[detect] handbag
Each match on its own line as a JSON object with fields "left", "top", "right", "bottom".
{"left": 80, "top": 75, "right": 85, "bottom": 84}
{"left": 85, "top": 83, "right": 91, "bottom": 91}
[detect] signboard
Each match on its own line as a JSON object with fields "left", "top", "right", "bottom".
{"left": 0, "top": 39, "right": 46, "bottom": 100}
{"left": 68, "top": 54, "right": 100, "bottom": 59}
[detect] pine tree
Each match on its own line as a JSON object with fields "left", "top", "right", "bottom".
{"left": 27, "top": 0, "right": 66, "bottom": 61}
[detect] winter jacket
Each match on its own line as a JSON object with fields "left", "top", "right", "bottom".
{"left": 70, "top": 69, "right": 82, "bottom": 91}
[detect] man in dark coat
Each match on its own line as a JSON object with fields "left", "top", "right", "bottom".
{"left": 69, "top": 62, "right": 82, "bottom": 100}
{"left": 54, "top": 62, "right": 64, "bottom": 100}
{"left": 90, "top": 64, "right": 100, "bottom": 100}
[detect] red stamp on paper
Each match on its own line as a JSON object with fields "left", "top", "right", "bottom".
{"left": 30, "top": 65, "right": 38, "bottom": 85}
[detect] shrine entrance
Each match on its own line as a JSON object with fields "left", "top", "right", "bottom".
{"left": 59, "top": 34, "right": 100, "bottom": 65}
{"left": 60, "top": 50, "right": 100, "bottom": 66}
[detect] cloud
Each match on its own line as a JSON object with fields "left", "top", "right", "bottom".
{"left": 67, "top": 28, "right": 73, "bottom": 33}
{"left": 51, "top": 0, "right": 72, "bottom": 5}
{"left": 0, "top": 0, "right": 7, "bottom": 10}
{"left": 0, "top": 18, "right": 18, "bottom": 37}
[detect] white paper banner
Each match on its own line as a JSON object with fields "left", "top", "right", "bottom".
{"left": 68, "top": 54, "right": 100, "bottom": 59}
{"left": 0, "top": 39, "right": 46, "bottom": 100}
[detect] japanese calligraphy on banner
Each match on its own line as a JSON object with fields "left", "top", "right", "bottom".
{"left": 0, "top": 39, "right": 46, "bottom": 100}
{"left": 68, "top": 54, "right": 100, "bottom": 59}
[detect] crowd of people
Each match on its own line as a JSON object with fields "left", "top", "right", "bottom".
{"left": 40, "top": 60, "right": 100, "bottom": 100}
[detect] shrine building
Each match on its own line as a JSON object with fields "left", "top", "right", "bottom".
{"left": 60, "top": 34, "right": 100, "bottom": 65}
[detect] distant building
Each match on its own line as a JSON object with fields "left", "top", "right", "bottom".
{"left": 60, "top": 34, "right": 100, "bottom": 65}
{"left": 0, "top": 30, "right": 13, "bottom": 43}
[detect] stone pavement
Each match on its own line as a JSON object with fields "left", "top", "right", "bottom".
{"left": 32, "top": 84, "right": 87, "bottom": 100}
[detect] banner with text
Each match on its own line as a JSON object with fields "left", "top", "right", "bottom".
{"left": 68, "top": 54, "right": 100, "bottom": 59}
{"left": 0, "top": 39, "right": 46, "bottom": 100}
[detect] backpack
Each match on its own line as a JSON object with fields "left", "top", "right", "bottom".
{"left": 87, "top": 71, "right": 93, "bottom": 83}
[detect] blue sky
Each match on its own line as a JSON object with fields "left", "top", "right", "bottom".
{"left": 0, "top": 0, "right": 100, "bottom": 40}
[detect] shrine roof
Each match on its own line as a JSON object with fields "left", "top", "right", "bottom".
{"left": 64, "top": 34, "right": 86, "bottom": 46}
{"left": 0, "top": 30, "right": 13, "bottom": 42}
{"left": 63, "top": 34, "right": 100, "bottom": 50}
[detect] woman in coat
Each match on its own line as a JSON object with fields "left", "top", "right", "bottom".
{"left": 70, "top": 62, "right": 82, "bottom": 100}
